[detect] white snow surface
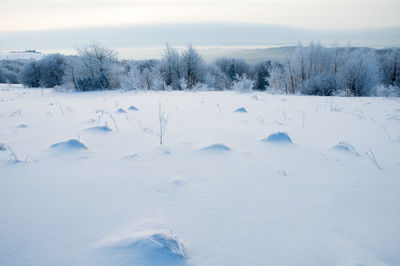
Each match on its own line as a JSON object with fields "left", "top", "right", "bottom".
{"left": 1, "top": 84, "right": 400, "bottom": 265}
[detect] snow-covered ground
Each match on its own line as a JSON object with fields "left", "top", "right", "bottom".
{"left": 1, "top": 84, "right": 400, "bottom": 266}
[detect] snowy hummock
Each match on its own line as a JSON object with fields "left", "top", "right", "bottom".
{"left": 85, "top": 125, "right": 113, "bottom": 133}
{"left": 0, "top": 143, "right": 6, "bottom": 151}
{"left": 16, "top": 124, "right": 28, "bottom": 128}
{"left": 116, "top": 108, "right": 127, "bottom": 113}
{"left": 49, "top": 139, "right": 88, "bottom": 151}
{"left": 200, "top": 143, "right": 231, "bottom": 152}
{"left": 128, "top": 105, "right": 139, "bottom": 111}
{"left": 1, "top": 85, "right": 400, "bottom": 266}
{"left": 333, "top": 141, "right": 360, "bottom": 156}
{"left": 263, "top": 131, "right": 293, "bottom": 144}
{"left": 96, "top": 229, "right": 186, "bottom": 258}
{"left": 234, "top": 107, "right": 247, "bottom": 113}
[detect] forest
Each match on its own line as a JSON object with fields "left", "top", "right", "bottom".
{"left": 1, "top": 42, "right": 399, "bottom": 97}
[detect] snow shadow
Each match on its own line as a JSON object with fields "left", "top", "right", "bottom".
{"left": 199, "top": 143, "right": 231, "bottom": 152}
{"left": 85, "top": 125, "right": 113, "bottom": 133}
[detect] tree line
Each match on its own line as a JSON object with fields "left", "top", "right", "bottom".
{"left": 3, "top": 42, "right": 400, "bottom": 96}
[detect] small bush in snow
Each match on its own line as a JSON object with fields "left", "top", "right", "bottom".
{"left": 372, "top": 85, "right": 400, "bottom": 97}
{"left": 20, "top": 54, "right": 66, "bottom": 88}
{"left": 231, "top": 74, "right": 254, "bottom": 92}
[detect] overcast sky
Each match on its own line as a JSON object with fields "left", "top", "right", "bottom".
{"left": 1, "top": 0, "right": 399, "bottom": 31}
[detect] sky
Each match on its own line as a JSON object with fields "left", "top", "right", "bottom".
{"left": 1, "top": 0, "right": 400, "bottom": 31}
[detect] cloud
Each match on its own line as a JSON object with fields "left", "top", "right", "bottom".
{"left": 0, "top": 0, "right": 399, "bottom": 31}
{"left": 1, "top": 23, "right": 399, "bottom": 53}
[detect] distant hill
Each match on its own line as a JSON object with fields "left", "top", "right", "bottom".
{"left": 0, "top": 51, "right": 43, "bottom": 60}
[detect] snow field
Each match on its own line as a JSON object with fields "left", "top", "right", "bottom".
{"left": 1, "top": 85, "right": 400, "bottom": 265}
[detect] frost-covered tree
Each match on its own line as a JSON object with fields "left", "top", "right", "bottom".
{"left": 121, "top": 62, "right": 142, "bottom": 90}
{"left": 267, "top": 55, "right": 297, "bottom": 94}
{"left": 160, "top": 44, "right": 182, "bottom": 90}
{"left": 122, "top": 60, "right": 165, "bottom": 90}
{"left": 213, "top": 57, "right": 231, "bottom": 74}
{"left": 181, "top": 44, "right": 205, "bottom": 89}
{"left": 267, "top": 61, "right": 290, "bottom": 94}
{"left": 39, "top": 54, "right": 66, "bottom": 87}
{"left": 19, "top": 54, "right": 67, "bottom": 88}
{"left": 339, "top": 49, "right": 381, "bottom": 96}
{"left": 204, "top": 64, "right": 229, "bottom": 90}
{"left": 0, "top": 60, "right": 24, "bottom": 84}
{"left": 72, "top": 42, "right": 121, "bottom": 91}
{"left": 253, "top": 61, "right": 271, "bottom": 91}
{"left": 267, "top": 43, "right": 382, "bottom": 96}
{"left": 231, "top": 74, "right": 254, "bottom": 92}
{"left": 379, "top": 49, "right": 400, "bottom": 87}
{"left": 214, "top": 57, "right": 251, "bottom": 88}
{"left": 227, "top": 62, "right": 237, "bottom": 82}
{"left": 0, "top": 67, "right": 18, "bottom": 84}
{"left": 20, "top": 61, "right": 41, "bottom": 87}
{"left": 63, "top": 56, "right": 82, "bottom": 91}
{"left": 204, "top": 72, "right": 215, "bottom": 89}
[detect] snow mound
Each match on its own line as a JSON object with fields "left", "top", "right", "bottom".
{"left": 128, "top": 105, "right": 139, "bottom": 111}
{"left": 121, "top": 153, "right": 138, "bottom": 161}
{"left": 97, "top": 229, "right": 187, "bottom": 259}
{"left": 116, "top": 108, "right": 127, "bottom": 113}
{"left": 234, "top": 107, "right": 247, "bottom": 113}
{"left": 333, "top": 141, "right": 359, "bottom": 156}
{"left": 200, "top": 143, "right": 231, "bottom": 152}
{"left": 85, "top": 126, "right": 112, "bottom": 133}
{"left": 263, "top": 132, "right": 293, "bottom": 144}
{"left": 49, "top": 139, "right": 88, "bottom": 151}
{"left": 156, "top": 177, "right": 185, "bottom": 194}
{"left": 0, "top": 143, "right": 6, "bottom": 151}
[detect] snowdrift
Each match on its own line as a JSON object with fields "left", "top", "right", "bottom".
{"left": 200, "top": 143, "right": 231, "bottom": 152}
{"left": 332, "top": 141, "right": 359, "bottom": 156}
{"left": 0, "top": 143, "right": 6, "bottom": 151}
{"left": 85, "top": 126, "right": 113, "bottom": 133}
{"left": 234, "top": 107, "right": 247, "bottom": 113}
{"left": 49, "top": 139, "right": 88, "bottom": 152}
{"left": 116, "top": 108, "right": 127, "bottom": 113}
{"left": 128, "top": 105, "right": 139, "bottom": 111}
{"left": 97, "top": 229, "right": 187, "bottom": 259}
{"left": 262, "top": 132, "right": 293, "bottom": 144}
